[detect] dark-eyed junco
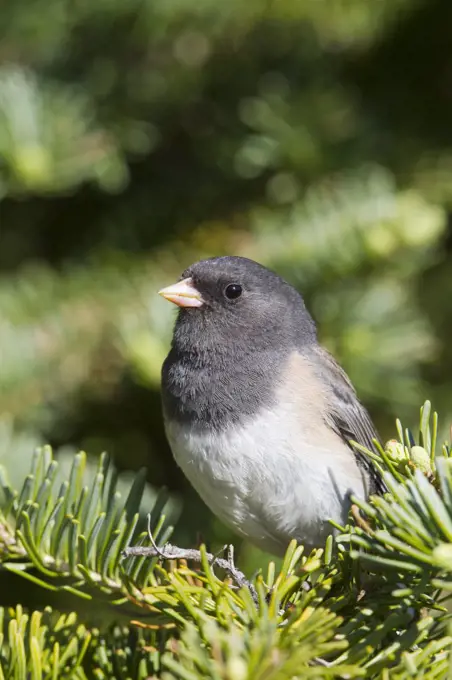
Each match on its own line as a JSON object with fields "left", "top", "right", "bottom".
{"left": 159, "top": 256, "right": 383, "bottom": 556}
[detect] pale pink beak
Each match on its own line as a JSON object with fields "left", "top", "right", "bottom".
{"left": 158, "top": 277, "right": 204, "bottom": 308}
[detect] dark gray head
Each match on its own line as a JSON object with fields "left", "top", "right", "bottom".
{"left": 159, "top": 256, "right": 317, "bottom": 357}
{"left": 159, "top": 257, "right": 317, "bottom": 428}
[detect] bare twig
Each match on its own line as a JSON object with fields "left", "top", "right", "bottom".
{"left": 312, "top": 657, "right": 333, "bottom": 667}
{"left": 351, "top": 504, "right": 373, "bottom": 534}
{"left": 123, "top": 516, "right": 259, "bottom": 605}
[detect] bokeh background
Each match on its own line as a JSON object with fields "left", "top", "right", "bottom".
{"left": 2, "top": 0, "right": 452, "bottom": 579}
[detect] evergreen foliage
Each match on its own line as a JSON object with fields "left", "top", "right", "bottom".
{"left": 0, "top": 403, "right": 451, "bottom": 677}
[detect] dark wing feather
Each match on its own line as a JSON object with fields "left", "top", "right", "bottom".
{"left": 309, "top": 346, "right": 386, "bottom": 495}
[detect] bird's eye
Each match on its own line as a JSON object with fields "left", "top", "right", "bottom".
{"left": 224, "top": 283, "right": 243, "bottom": 300}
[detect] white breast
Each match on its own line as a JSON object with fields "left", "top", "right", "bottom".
{"left": 165, "top": 398, "right": 367, "bottom": 556}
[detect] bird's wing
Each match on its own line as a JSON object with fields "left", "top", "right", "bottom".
{"left": 308, "top": 345, "right": 386, "bottom": 494}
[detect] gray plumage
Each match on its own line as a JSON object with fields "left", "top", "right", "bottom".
{"left": 160, "top": 256, "right": 383, "bottom": 555}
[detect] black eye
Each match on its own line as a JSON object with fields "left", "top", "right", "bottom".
{"left": 224, "top": 283, "right": 243, "bottom": 300}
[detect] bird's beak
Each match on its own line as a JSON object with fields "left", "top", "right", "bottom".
{"left": 158, "top": 277, "right": 204, "bottom": 308}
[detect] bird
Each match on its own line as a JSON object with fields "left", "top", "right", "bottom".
{"left": 158, "top": 256, "right": 383, "bottom": 556}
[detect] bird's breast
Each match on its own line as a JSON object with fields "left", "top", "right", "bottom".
{"left": 164, "top": 395, "right": 367, "bottom": 555}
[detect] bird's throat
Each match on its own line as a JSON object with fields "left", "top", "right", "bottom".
{"left": 161, "top": 346, "right": 285, "bottom": 431}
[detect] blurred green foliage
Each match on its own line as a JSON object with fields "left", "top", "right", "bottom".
{"left": 1, "top": 0, "right": 452, "bottom": 578}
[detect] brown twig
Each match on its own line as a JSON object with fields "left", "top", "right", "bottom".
{"left": 351, "top": 504, "right": 373, "bottom": 534}
{"left": 122, "top": 515, "right": 259, "bottom": 605}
